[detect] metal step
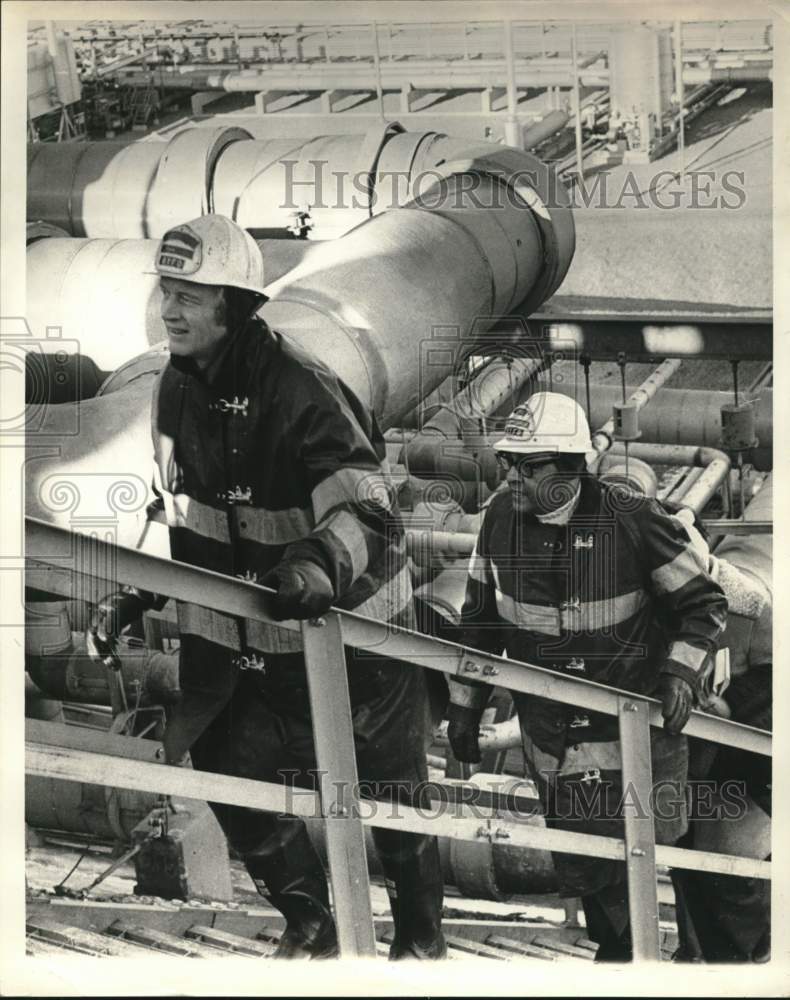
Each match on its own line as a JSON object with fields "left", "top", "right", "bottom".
{"left": 185, "top": 924, "right": 275, "bottom": 956}
{"left": 485, "top": 933, "right": 561, "bottom": 960}
{"left": 531, "top": 933, "right": 596, "bottom": 959}
{"left": 27, "top": 915, "right": 151, "bottom": 956}
{"left": 443, "top": 934, "right": 510, "bottom": 960}
{"left": 106, "top": 919, "right": 217, "bottom": 956}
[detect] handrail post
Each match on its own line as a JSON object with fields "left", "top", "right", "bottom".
{"left": 617, "top": 695, "right": 661, "bottom": 960}
{"left": 301, "top": 612, "right": 377, "bottom": 958}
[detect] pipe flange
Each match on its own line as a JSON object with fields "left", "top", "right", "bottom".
{"left": 431, "top": 146, "right": 575, "bottom": 316}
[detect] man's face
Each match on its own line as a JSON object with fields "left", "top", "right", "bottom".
{"left": 498, "top": 452, "right": 575, "bottom": 515}
{"left": 159, "top": 277, "right": 227, "bottom": 369}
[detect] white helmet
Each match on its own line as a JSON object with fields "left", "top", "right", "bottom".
{"left": 151, "top": 214, "right": 266, "bottom": 295}
{"left": 494, "top": 392, "right": 593, "bottom": 455}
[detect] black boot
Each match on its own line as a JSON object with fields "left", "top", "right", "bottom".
{"left": 244, "top": 819, "right": 338, "bottom": 960}
{"left": 373, "top": 829, "right": 446, "bottom": 960}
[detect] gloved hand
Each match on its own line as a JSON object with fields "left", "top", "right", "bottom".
{"left": 261, "top": 559, "right": 335, "bottom": 621}
{"left": 86, "top": 590, "right": 151, "bottom": 670}
{"left": 658, "top": 673, "right": 696, "bottom": 734}
{"left": 446, "top": 703, "right": 484, "bottom": 764}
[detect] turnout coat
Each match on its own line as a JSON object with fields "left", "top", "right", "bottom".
{"left": 451, "top": 477, "right": 728, "bottom": 895}
{"left": 148, "top": 318, "right": 415, "bottom": 760}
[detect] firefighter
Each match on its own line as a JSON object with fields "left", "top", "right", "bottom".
{"left": 87, "top": 214, "right": 446, "bottom": 960}
{"left": 444, "top": 392, "right": 728, "bottom": 961}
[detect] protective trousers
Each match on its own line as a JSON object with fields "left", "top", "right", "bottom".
{"left": 670, "top": 665, "right": 771, "bottom": 963}
{"left": 516, "top": 694, "right": 689, "bottom": 962}
{"left": 187, "top": 652, "right": 445, "bottom": 959}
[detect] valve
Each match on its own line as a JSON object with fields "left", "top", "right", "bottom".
{"left": 612, "top": 401, "right": 641, "bottom": 442}
{"left": 721, "top": 401, "right": 758, "bottom": 452}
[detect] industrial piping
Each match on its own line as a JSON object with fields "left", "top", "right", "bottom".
{"left": 552, "top": 383, "right": 773, "bottom": 467}
{"left": 27, "top": 123, "right": 575, "bottom": 247}
{"left": 403, "top": 355, "right": 545, "bottom": 496}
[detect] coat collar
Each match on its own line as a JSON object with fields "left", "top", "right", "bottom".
{"left": 536, "top": 481, "right": 582, "bottom": 526}
{"left": 170, "top": 318, "right": 275, "bottom": 397}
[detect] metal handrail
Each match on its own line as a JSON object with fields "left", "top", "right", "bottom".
{"left": 24, "top": 515, "right": 773, "bottom": 960}
{"left": 25, "top": 517, "right": 771, "bottom": 757}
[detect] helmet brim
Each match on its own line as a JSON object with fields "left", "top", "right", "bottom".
{"left": 144, "top": 269, "right": 269, "bottom": 298}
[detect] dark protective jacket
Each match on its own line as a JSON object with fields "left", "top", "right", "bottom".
{"left": 149, "top": 317, "right": 415, "bottom": 759}
{"left": 449, "top": 476, "right": 728, "bottom": 895}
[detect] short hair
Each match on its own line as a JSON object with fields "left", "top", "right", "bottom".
{"left": 217, "top": 286, "right": 268, "bottom": 330}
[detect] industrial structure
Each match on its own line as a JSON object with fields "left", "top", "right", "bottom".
{"left": 21, "top": 13, "right": 772, "bottom": 965}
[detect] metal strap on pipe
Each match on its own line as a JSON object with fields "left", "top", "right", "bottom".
{"left": 25, "top": 516, "right": 771, "bottom": 758}
{"left": 24, "top": 743, "right": 771, "bottom": 883}
{"left": 354, "top": 120, "right": 406, "bottom": 217}
{"left": 146, "top": 125, "right": 253, "bottom": 236}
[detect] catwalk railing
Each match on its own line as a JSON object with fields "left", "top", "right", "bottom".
{"left": 24, "top": 516, "right": 772, "bottom": 961}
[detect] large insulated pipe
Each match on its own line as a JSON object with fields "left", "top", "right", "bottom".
{"left": 27, "top": 125, "right": 252, "bottom": 238}
{"left": 26, "top": 124, "right": 577, "bottom": 257}
{"left": 252, "top": 147, "right": 573, "bottom": 427}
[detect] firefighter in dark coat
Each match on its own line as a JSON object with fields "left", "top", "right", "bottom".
{"left": 87, "top": 215, "right": 446, "bottom": 960}
{"left": 444, "top": 392, "right": 728, "bottom": 961}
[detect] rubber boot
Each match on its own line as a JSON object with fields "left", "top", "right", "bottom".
{"left": 243, "top": 819, "right": 338, "bottom": 960}
{"left": 373, "top": 829, "right": 446, "bottom": 960}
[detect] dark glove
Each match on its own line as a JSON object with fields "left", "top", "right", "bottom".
{"left": 86, "top": 590, "right": 151, "bottom": 670}
{"left": 658, "top": 673, "right": 695, "bottom": 734}
{"left": 261, "top": 559, "right": 335, "bottom": 621}
{"left": 446, "top": 703, "right": 484, "bottom": 764}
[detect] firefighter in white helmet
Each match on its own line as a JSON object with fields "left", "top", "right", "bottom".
{"left": 444, "top": 391, "right": 727, "bottom": 961}
{"left": 88, "top": 214, "right": 446, "bottom": 960}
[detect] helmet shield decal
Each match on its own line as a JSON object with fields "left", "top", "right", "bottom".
{"left": 156, "top": 225, "right": 203, "bottom": 276}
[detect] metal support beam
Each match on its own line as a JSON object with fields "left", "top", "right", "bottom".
{"left": 371, "top": 21, "right": 385, "bottom": 120}
{"left": 674, "top": 20, "right": 686, "bottom": 182}
{"left": 571, "top": 23, "right": 584, "bottom": 181}
{"left": 301, "top": 614, "right": 377, "bottom": 958}
{"left": 503, "top": 20, "right": 520, "bottom": 147}
{"left": 526, "top": 315, "right": 772, "bottom": 362}
{"left": 618, "top": 696, "right": 661, "bottom": 961}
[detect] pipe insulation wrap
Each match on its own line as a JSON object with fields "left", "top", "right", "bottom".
{"left": 145, "top": 125, "right": 253, "bottom": 236}
{"left": 262, "top": 207, "right": 499, "bottom": 425}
